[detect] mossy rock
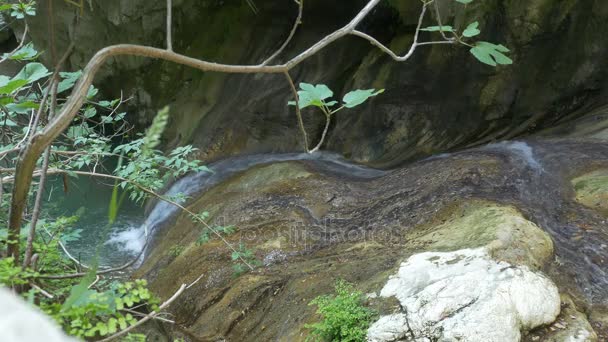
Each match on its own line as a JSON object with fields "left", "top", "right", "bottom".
{"left": 409, "top": 200, "right": 554, "bottom": 270}
{"left": 572, "top": 169, "right": 608, "bottom": 215}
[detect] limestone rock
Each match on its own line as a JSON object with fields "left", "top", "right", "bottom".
{"left": 368, "top": 248, "right": 561, "bottom": 342}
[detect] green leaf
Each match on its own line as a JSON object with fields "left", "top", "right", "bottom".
{"left": 288, "top": 83, "right": 335, "bottom": 109}
{"left": 61, "top": 268, "right": 97, "bottom": 311}
{"left": 0, "top": 97, "right": 13, "bottom": 105}
{"left": 6, "top": 101, "right": 39, "bottom": 114}
{"left": 4, "top": 42, "right": 39, "bottom": 61}
{"left": 86, "top": 85, "right": 99, "bottom": 99}
{"left": 108, "top": 181, "right": 120, "bottom": 224}
{"left": 455, "top": 0, "right": 474, "bottom": 3}
{"left": 0, "top": 79, "right": 28, "bottom": 94}
{"left": 342, "top": 89, "right": 384, "bottom": 108}
{"left": 462, "top": 21, "right": 480, "bottom": 37}
{"left": 421, "top": 25, "right": 454, "bottom": 32}
{"left": 83, "top": 107, "right": 97, "bottom": 118}
{"left": 14, "top": 62, "right": 50, "bottom": 83}
{"left": 470, "top": 41, "right": 513, "bottom": 66}
{"left": 58, "top": 70, "right": 82, "bottom": 93}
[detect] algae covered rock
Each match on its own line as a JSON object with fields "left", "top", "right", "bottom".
{"left": 409, "top": 201, "right": 554, "bottom": 270}
{"left": 572, "top": 169, "right": 608, "bottom": 215}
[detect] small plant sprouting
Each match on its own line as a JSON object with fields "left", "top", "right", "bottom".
{"left": 231, "top": 243, "right": 261, "bottom": 277}
{"left": 306, "top": 280, "right": 376, "bottom": 342}
{"left": 288, "top": 83, "right": 383, "bottom": 153}
{"left": 168, "top": 244, "right": 185, "bottom": 257}
{"left": 192, "top": 211, "right": 237, "bottom": 246}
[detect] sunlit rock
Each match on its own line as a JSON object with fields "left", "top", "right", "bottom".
{"left": 368, "top": 248, "right": 560, "bottom": 342}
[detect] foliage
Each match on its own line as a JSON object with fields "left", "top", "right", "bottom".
{"left": 193, "top": 211, "right": 237, "bottom": 246}
{"left": 288, "top": 83, "right": 383, "bottom": 151}
{"left": 0, "top": 3, "right": 207, "bottom": 340}
{"left": 306, "top": 280, "right": 376, "bottom": 342}
{"left": 168, "top": 244, "right": 185, "bottom": 257}
{"left": 43, "top": 279, "right": 159, "bottom": 338}
{"left": 421, "top": 0, "right": 512, "bottom": 66}
{"left": 287, "top": 83, "right": 383, "bottom": 111}
{"left": 231, "top": 243, "right": 261, "bottom": 277}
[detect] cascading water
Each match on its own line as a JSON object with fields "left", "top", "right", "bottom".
{"left": 480, "top": 140, "right": 608, "bottom": 305}
{"left": 108, "top": 151, "right": 386, "bottom": 263}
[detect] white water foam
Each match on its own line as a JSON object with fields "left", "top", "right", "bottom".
{"left": 483, "top": 141, "right": 544, "bottom": 172}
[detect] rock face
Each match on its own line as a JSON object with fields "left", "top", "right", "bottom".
{"left": 24, "top": 0, "right": 608, "bottom": 166}
{"left": 368, "top": 249, "right": 560, "bottom": 342}
{"left": 134, "top": 138, "right": 608, "bottom": 341}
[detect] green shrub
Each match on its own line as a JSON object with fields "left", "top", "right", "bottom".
{"left": 306, "top": 280, "right": 376, "bottom": 342}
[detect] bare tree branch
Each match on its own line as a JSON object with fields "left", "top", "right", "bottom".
{"left": 284, "top": 71, "right": 309, "bottom": 152}
{"left": 166, "top": 0, "right": 172, "bottom": 51}
{"left": 261, "top": 0, "right": 303, "bottom": 66}
{"left": 22, "top": 147, "right": 50, "bottom": 268}
{"left": 0, "top": 23, "right": 29, "bottom": 64}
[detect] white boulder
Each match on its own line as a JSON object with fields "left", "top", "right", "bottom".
{"left": 368, "top": 248, "right": 561, "bottom": 342}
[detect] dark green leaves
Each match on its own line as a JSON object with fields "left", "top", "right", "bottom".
{"left": 470, "top": 41, "right": 513, "bottom": 66}
{"left": 343, "top": 89, "right": 384, "bottom": 108}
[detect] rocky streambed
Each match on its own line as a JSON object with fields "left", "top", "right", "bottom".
{"left": 130, "top": 137, "right": 608, "bottom": 341}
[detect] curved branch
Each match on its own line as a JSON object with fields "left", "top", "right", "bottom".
{"left": 261, "top": 0, "right": 304, "bottom": 66}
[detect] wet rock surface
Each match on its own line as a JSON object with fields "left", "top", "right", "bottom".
{"left": 136, "top": 138, "right": 608, "bottom": 341}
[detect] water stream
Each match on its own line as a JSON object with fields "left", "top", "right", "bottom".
{"left": 64, "top": 151, "right": 385, "bottom": 265}
{"left": 50, "top": 141, "right": 608, "bottom": 305}
{"left": 480, "top": 140, "right": 608, "bottom": 304}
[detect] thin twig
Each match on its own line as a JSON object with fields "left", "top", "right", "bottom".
{"left": 261, "top": 0, "right": 303, "bottom": 66}
{"left": 41, "top": 226, "right": 91, "bottom": 270}
{"left": 284, "top": 71, "right": 309, "bottom": 152}
{"left": 350, "top": 3, "right": 454, "bottom": 62}
{"left": 122, "top": 308, "right": 175, "bottom": 324}
{"left": 0, "top": 23, "right": 28, "bottom": 64}
{"left": 22, "top": 147, "right": 50, "bottom": 268}
{"left": 166, "top": 0, "right": 172, "bottom": 51}
{"left": 309, "top": 111, "right": 331, "bottom": 153}
{"left": 30, "top": 283, "right": 54, "bottom": 299}
{"left": 98, "top": 284, "right": 187, "bottom": 342}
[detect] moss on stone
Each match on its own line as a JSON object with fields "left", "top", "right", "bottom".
{"left": 572, "top": 169, "right": 608, "bottom": 215}
{"left": 409, "top": 200, "right": 554, "bottom": 269}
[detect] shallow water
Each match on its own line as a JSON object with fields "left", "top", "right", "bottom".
{"left": 478, "top": 140, "right": 608, "bottom": 304}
